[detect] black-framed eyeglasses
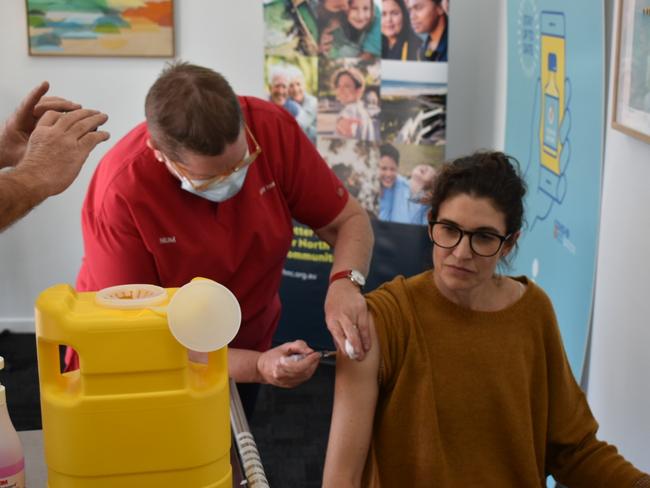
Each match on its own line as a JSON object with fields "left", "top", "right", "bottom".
{"left": 428, "top": 221, "right": 512, "bottom": 257}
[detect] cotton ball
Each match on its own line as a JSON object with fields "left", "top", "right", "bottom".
{"left": 344, "top": 339, "right": 358, "bottom": 360}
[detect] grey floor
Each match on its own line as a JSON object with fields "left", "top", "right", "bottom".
{"left": 0, "top": 330, "right": 334, "bottom": 486}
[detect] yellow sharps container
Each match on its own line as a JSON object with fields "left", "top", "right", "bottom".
{"left": 35, "top": 280, "right": 239, "bottom": 487}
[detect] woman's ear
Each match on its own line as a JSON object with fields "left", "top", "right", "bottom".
{"left": 501, "top": 230, "right": 521, "bottom": 257}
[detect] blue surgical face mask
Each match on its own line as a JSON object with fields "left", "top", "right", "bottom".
{"left": 179, "top": 164, "right": 250, "bottom": 202}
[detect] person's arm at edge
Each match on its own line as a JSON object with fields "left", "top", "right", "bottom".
{"left": 315, "top": 196, "right": 374, "bottom": 360}
{"left": 322, "top": 311, "right": 380, "bottom": 487}
{"left": 0, "top": 108, "right": 109, "bottom": 232}
{"left": 0, "top": 169, "right": 51, "bottom": 231}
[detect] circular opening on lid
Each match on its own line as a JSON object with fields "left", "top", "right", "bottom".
{"left": 95, "top": 284, "right": 167, "bottom": 310}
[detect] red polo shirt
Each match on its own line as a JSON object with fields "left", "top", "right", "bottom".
{"left": 76, "top": 96, "right": 348, "bottom": 353}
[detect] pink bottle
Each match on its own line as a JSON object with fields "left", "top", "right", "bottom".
{"left": 0, "top": 356, "right": 25, "bottom": 488}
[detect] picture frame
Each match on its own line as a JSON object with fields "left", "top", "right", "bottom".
{"left": 25, "top": 0, "right": 175, "bottom": 57}
{"left": 611, "top": 0, "right": 650, "bottom": 143}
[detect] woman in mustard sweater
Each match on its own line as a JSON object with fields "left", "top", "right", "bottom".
{"left": 323, "top": 151, "right": 649, "bottom": 487}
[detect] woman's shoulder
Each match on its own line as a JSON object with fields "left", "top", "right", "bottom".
{"left": 515, "top": 276, "right": 552, "bottom": 303}
{"left": 508, "top": 276, "right": 557, "bottom": 324}
{"left": 366, "top": 272, "right": 431, "bottom": 307}
{"left": 366, "top": 273, "right": 432, "bottom": 387}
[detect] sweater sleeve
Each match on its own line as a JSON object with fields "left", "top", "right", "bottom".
{"left": 365, "top": 276, "right": 412, "bottom": 390}
{"left": 543, "top": 300, "right": 648, "bottom": 487}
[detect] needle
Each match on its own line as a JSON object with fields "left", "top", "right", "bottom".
{"left": 286, "top": 350, "right": 337, "bottom": 362}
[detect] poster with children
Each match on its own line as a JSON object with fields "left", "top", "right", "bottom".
{"left": 264, "top": 0, "right": 449, "bottom": 348}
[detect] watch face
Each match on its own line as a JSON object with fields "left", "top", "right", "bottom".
{"left": 350, "top": 269, "right": 366, "bottom": 286}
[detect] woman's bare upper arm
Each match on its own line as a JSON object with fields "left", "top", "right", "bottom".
{"left": 323, "top": 313, "right": 381, "bottom": 487}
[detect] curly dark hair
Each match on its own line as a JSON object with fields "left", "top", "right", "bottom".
{"left": 427, "top": 151, "right": 527, "bottom": 237}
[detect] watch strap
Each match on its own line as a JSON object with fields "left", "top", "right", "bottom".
{"left": 329, "top": 269, "right": 364, "bottom": 288}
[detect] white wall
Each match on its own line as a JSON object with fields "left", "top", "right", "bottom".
{"left": 0, "top": 0, "right": 265, "bottom": 332}
{"left": 587, "top": 0, "right": 650, "bottom": 473}
{"left": 446, "top": 0, "right": 507, "bottom": 157}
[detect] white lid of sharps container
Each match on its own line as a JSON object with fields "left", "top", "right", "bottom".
{"left": 167, "top": 280, "right": 241, "bottom": 352}
{"left": 94, "top": 280, "right": 241, "bottom": 352}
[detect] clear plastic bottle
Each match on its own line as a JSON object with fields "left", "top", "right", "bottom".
{"left": 0, "top": 356, "right": 25, "bottom": 488}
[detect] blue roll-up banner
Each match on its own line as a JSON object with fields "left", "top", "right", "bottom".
{"left": 507, "top": 3, "right": 605, "bottom": 485}
{"left": 264, "top": 0, "right": 450, "bottom": 348}
{"left": 506, "top": 0, "right": 605, "bottom": 392}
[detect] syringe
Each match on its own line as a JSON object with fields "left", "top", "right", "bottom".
{"left": 286, "top": 350, "right": 337, "bottom": 362}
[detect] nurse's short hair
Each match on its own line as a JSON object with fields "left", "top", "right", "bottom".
{"left": 145, "top": 61, "right": 242, "bottom": 159}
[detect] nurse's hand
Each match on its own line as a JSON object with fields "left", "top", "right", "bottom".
{"left": 324, "top": 279, "right": 370, "bottom": 361}
{"left": 256, "top": 340, "right": 320, "bottom": 388}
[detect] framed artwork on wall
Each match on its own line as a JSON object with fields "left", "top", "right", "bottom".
{"left": 612, "top": 0, "right": 650, "bottom": 143}
{"left": 25, "top": 0, "right": 174, "bottom": 57}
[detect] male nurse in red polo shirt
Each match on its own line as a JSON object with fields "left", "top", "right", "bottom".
{"left": 70, "top": 62, "right": 374, "bottom": 416}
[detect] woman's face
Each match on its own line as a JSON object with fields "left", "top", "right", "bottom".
{"left": 431, "top": 193, "right": 514, "bottom": 299}
{"left": 289, "top": 77, "right": 305, "bottom": 103}
{"left": 348, "top": 0, "right": 373, "bottom": 31}
{"left": 382, "top": 0, "right": 403, "bottom": 39}
{"left": 379, "top": 155, "right": 398, "bottom": 188}
{"left": 335, "top": 73, "right": 361, "bottom": 104}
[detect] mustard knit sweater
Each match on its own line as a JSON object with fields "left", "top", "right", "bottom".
{"left": 364, "top": 272, "right": 649, "bottom": 487}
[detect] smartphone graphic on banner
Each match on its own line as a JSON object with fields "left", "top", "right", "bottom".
{"left": 539, "top": 11, "right": 566, "bottom": 201}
